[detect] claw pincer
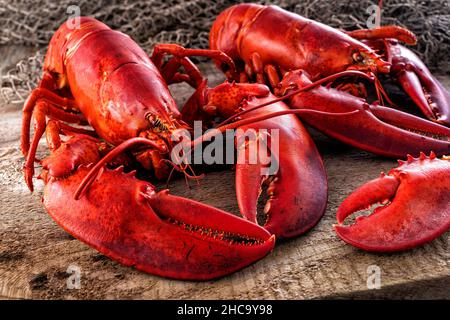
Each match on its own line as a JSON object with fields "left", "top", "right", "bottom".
{"left": 236, "top": 96, "right": 327, "bottom": 238}
{"left": 21, "top": 17, "right": 279, "bottom": 279}
{"left": 40, "top": 135, "right": 275, "bottom": 280}
{"left": 184, "top": 82, "right": 328, "bottom": 239}
{"left": 278, "top": 70, "right": 450, "bottom": 158}
{"left": 334, "top": 153, "right": 450, "bottom": 252}
{"left": 364, "top": 39, "right": 450, "bottom": 127}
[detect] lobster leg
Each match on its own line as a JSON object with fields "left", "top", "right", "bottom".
{"left": 346, "top": 25, "right": 417, "bottom": 45}
{"left": 21, "top": 87, "right": 84, "bottom": 156}
{"left": 249, "top": 52, "right": 266, "bottom": 84}
{"left": 149, "top": 44, "right": 243, "bottom": 123}
{"left": 248, "top": 53, "right": 286, "bottom": 91}
{"left": 334, "top": 153, "right": 450, "bottom": 252}
{"left": 22, "top": 97, "right": 92, "bottom": 192}
{"left": 159, "top": 55, "right": 204, "bottom": 88}
{"left": 151, "top": 44, "right": 238, "bottom": 81}
{"left": 264, "top": 64, "right": 281, "bottom": 89}
{"left": 44, "top": 120, "right": 98, "bottom": 151}
{"left": 237, "top": 52, "right": 283, "bottom": 90}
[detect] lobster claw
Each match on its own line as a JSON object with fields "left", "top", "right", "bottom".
{"left": 41, "top": 135, "right": 275, "bottom": 280}
{"left": 234, "top": 95, "right": 327, "bottom": 239}
{"left": 194, "top": 82, "right": 328, "bottom": 239}
{"left": 279, "top": 70, "right": 450, "bottom": 158}
{"left": 363, "top": 39, "right": 450, "bottom": 126}
{"left": 388, "top": 42, "right": 450, "bottom": 126}
{"left": 334, "top": 153, "right": 450, "bottom": 252}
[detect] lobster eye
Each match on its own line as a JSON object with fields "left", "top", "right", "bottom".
{"left": 352, "top": 52, "right": 364, "bottom": 63}
{"left": 220, "top": 62, "right": 230, "bottom": 72}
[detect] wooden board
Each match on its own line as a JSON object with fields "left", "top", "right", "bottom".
{"left": 0, "top": 46, "right": 448, "bottom": 299}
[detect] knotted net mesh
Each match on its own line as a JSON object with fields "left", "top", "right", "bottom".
{"left": 0, "top": 0, "right": 449, "bottom": 103}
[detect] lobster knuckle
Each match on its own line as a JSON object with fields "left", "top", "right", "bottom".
{"left": 41, "top": 134, "right": 101, "bottom": 178}
{"left": 207, "top": 82, "right": 271, "bottom": 119}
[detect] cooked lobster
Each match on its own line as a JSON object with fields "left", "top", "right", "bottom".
{"left": 21, "top": 17, "right": 328, "bottom": 279}
{"left": 210, "top": 3, "right": 450, "bottom": 156}
{"left": 210, "top": 3, "right": 450, "bottom": 251}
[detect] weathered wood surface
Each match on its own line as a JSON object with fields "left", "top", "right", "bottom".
{"left": 0, "top": 46, "right": 448, "bottom": 299}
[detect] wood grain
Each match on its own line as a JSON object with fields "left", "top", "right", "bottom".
{"left": 0, "top": 46, "right": 448, "bottom": 299}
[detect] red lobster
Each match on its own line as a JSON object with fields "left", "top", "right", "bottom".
{"left": 210, "top": 3, "right": 450, "bottom": 157}
{"left": 210, "top": 3, "right": 450, "bottom": 251}
{"left": 21, "top": 17, "right": 328, "bottom": 279}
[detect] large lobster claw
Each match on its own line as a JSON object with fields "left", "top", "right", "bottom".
{"left": 278, "top": 70, "right": 450, "bottom": 158}
{"left": 183, "top": 83, "right": 327, "bottom": 238}
{"left": 334, "top": 153, "right": 450, "bottom": 252}
{"left": 367, "top": 40, "right": 450, "bottom": 126}
{"left": 234, "top": 95, "right": 327, "bottom": 239}
{"left": 40, "top": 134, "right": 275, "bottom": 280}
{"left": 196, "top": 82, "right": 328, "bottom": 239}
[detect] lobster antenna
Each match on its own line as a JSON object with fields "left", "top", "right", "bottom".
{"left": 86, "top": 109, "right": 358, "bottom": 193}
{"left": 185, "top": 108, "right": 361, "bottom": 157}
{"left": 374, "top": 76, "right": 397, "bottom": 108}
{"left": 74, "top": 137, "right": 166, "bottom": 200}
{"left": 160, "top": 158, "right": 204, "bottom": 189}
{"left": 216, "top": 70, "right": 373, "bottom": 128}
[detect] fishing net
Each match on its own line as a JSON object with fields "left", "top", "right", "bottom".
{"left": 0, "top": 0, "right": 449, "bottom": 103}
